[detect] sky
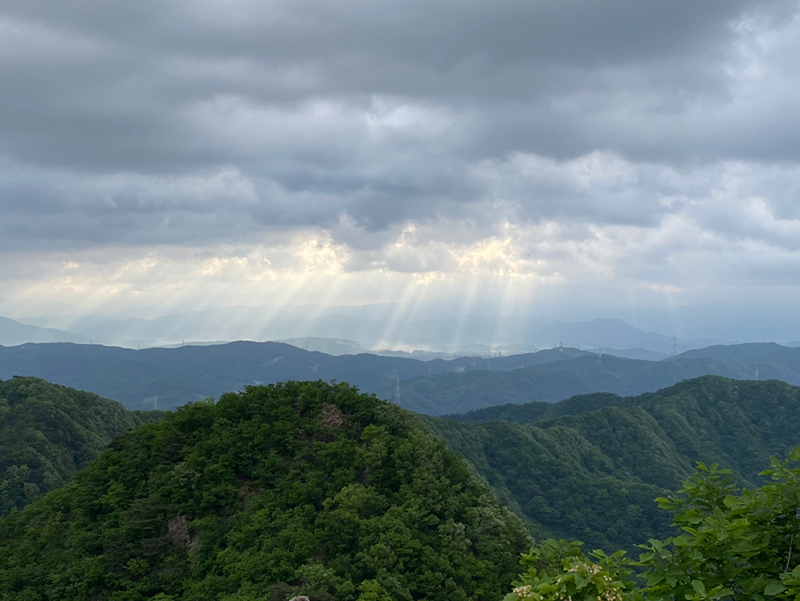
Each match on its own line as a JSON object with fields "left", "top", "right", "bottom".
{"left": 2, "top": 0, "right": 800, "bottom": 327}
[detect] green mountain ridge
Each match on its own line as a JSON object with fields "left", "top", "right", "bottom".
{"left": 385, "top": 348, "right": 800, "bottom": 415}
{"left": 5, "top": 341, "right": 800, "bottom": 417}
{"left": 0, "top": 381, "right": 529, "bottom": 601}
{"left": 4, "top": 373, "right": 800, "bottom": 598}
{"left": 0, "top": 377, "right": 163, "bottom": 517}
{"left": 0, "top": 341, "right": 583, "bottom": 411}
{"left": 424, "top": 375, "right": 800, "bottom": 552}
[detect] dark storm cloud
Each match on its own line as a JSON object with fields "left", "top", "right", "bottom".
{"left": 0, "top": 0, "right": 798, "bottom": 256}
{"left": 0, "top": 0, "right": 784, "bottom": 168}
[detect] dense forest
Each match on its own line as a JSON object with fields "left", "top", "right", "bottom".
{"left": 426, "top": 376, "right": 800, "bottom": 551}
{"left": 4, "top": 374, "right": 800, "bottom": 598}
{"left": 0, "top": 381, "right": 529, "bottom": 600}
{"left": 0, "top": 377, "right": 162, "bottom": 516}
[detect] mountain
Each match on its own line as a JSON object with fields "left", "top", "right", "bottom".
{"left": 5, "top": 340, "right": 799, "bottom": 416}
{"left": 0, "top": 377, "right": 162, "bottom": 516}
{"left": 669, "top": 342, "right": 794, "bottom": 362}
{"left": 0, "top": 316, "right": 88, "bottom": 346}
{"left": 278, "top": 337, "right": 373, "bottom": 355}
{"left": 603, "top": 303, "right": 800, "bottom": 344}
{"left": 0, "top": 341, "right": 584, "bottom": 411}
{"left": 19, "top": 309, "right": 718, "bottom": 354}
{"left": 0, "top": 381, "right": 529, "bottom": 600}
{"left": 424, "top": 376, "right": 800, "bottom": 552}
{"left": 606, "top": 347, "right": 669, "bottom": 361}
{"left": 379, "top": 345, "right": 800, "bottom": 415}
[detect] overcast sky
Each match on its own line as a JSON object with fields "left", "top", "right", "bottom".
{"left": 2, "top": 0, "right": 800, "bottom": 323}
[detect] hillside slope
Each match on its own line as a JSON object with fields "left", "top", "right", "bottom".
{"left": 384, "top": 350, "right": 800, "bottom": 415}
{"left": 425, "top": 376, "right": 800, "bottom": 551}
{"left": 0, "top": 377, "right": 162, "bottom": 516}
{"left": 0, "top": 381, "right": 529, "bottom": 601}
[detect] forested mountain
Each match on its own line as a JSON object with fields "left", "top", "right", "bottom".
{"left": 425, "top": 376, "right": 800, "bottom": 552}
{"left": 0, "top": 381, "right": 529, "bottom": 601}
{"left": 4, "top": 341, "right": 800, "bottom": 415}
{"left": 3, "top": 374, "right": 800, "bottom": 598}
{"left": 0, "top": 377, "right": 162, "bottom": 516}
{"left": 0, "top": 341, "right": 585, "bottom": 411}
{"left": 382, "top": 346, "right": 800, "bottom": 415}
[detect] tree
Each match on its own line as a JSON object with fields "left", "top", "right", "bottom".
{"left": 505, "top": 448, "right": 800, "bottom": 601}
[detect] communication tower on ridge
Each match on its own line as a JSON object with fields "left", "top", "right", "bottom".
{"left": 395, "top": 378, "right": 401, "bottom": 407}
{"left": 672, "top": 336, "right": 677, "bottom": 357}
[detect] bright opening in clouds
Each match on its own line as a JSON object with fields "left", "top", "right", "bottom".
{"left": 2, "top": 0, "right": 800, "bottom": 340}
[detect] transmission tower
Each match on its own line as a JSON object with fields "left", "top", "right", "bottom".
{"left": 395, "top": 378, "right": 401, "bottom": 407}
{"left": 672, "top": 336, "right": 677, "bottom": 357}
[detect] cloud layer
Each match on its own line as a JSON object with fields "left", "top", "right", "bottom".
{"left": 2, "top": 0, "right": 800, "bottom": 317}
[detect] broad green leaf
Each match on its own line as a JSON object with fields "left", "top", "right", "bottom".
{"left": 692, "top": 580, "right": 706, "bottom": 596}
{"left": 764, "top": 583, "right": 787, "bottom": 596}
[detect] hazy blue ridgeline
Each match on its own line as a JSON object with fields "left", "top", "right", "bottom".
{"left": 2, "top": 341, "right": 800, "bottom": 414}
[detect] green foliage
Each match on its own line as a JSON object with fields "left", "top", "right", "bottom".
{"left": 505, "top": 448, "right": 800, "bottom": 601}
{"left": 427, "top": 376, "right": 800, "bottom": 551}
{"left": 504, "top": 539, "right": 636, "bottom": 601}
{"left": 639, "top": 450, "right": 800, "bottom": 600}
{"left": 0, "top": 380, "right": 530, "bottom": 600}
{"left": 0, "top": 377, "right": 162, "bottom": 516}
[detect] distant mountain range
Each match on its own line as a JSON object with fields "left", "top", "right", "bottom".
{"left": 0, "top": 341, "right": 582, "bottom": 411}
{"left": 378, "top": 342, "right": 800, "bottom": 415}
{"left": 12, "top": 308, "right": 721, "bottom": 354}
{"left": 602, "top": 303, "right": 800, "bottom": 344}
{"left": 0, "top": 316, "right": 89, "bottom": 346}
{"left": 2, "top": 339, "right": 799, "bottom": 414}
